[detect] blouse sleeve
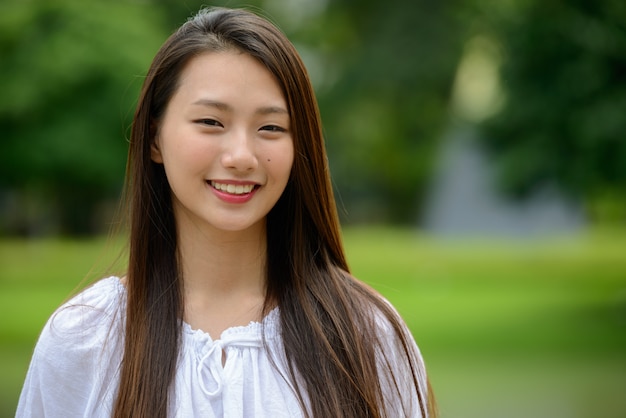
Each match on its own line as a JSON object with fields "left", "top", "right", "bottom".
{"left": 375, "top": 302, "right": 432, "bottom": 418}
{"left": 15, "top": 277, "right": 124, "bottom": 418}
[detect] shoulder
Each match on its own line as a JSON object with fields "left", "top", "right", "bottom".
{"left": 16, "top": 277, "right": 126, "bottom": 417}
{"left": 345, "top": 274, "right": 432, "bottom": 417}
{"left": 44, "top": 277, "right": 126, "bottom": 334}
{"left": 342, "top": 272, "right": 413, "bottom": 340}
{"left": 40, "top": 276, "right": 125, "bottom": 351}
{"left": 340, "top": 271, "right": 426, "bottom": 374}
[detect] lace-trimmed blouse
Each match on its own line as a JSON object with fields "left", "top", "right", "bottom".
{"left": 16, "top": 276, "right": 428, "bottom": 417}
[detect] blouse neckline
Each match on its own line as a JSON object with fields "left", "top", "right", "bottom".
{"left": 110, "top": 276, "right": 280, "bottom": 343}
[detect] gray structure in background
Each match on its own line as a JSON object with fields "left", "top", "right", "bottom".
{"left": 422, "top": 127, "right": 586, "bottom": 237}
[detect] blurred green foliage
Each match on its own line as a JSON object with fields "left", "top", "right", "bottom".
{"left": 478, "top": 0, "right": 626, "bottom": 220}
{"left": 1, "top": 0, "right": 624, "bottom": 234}
{"left": 305, "top": 0, "right": 464, "bottom": 222}
{"left": 0, "top": 0, "right": 167, "bottom": 234}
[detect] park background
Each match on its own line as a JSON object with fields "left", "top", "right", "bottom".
{"left": 1, "top": 0, "right": 625, "bottom": 417}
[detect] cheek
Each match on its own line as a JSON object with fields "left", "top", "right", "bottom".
{"left": 262, "top": 141, "right": 294, "bottom": 179}
{"left": 274, "top": 147, "right": 295, "bottom": 181}
{"left": 162, "top": 137, "right": 217, "bottom": 170}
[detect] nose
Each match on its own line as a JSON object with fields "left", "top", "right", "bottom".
{"left": 221, "top": 129, "right": 258, "bottom": 172}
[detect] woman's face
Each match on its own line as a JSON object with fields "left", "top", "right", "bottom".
{"left": 151, "top": 51, "right": 294, "bottom": 236}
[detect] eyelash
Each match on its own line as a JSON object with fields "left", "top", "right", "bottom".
{"left": 260, "top": 125, "right": 286, "bottom": 133}
{"left": 197, "top": 119, "right": 222, "bottom": 127}
{"left": 195, "top": 119, "right": 286, "bottom": 133}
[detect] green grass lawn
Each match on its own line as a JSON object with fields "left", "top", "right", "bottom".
{"left": 1, "top": 227, "right": 625, "bottom": 418}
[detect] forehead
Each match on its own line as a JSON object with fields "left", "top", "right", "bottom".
{"left": 171, "top": 51, "right": 286, "bottom": 107}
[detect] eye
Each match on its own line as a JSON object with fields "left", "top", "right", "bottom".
{"left": 195, "top": 118, "right": 223, "bottom": 127}
{"left": 260, "top": 125, "right": 286, "bottom": 133}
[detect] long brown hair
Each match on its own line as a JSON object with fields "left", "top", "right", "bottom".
{"left": 116, "top": 7, "right": 435, "bottom": 418}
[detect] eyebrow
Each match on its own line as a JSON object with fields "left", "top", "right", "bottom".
{"left": 192, "top": 99, "right": 289, "bottom": 115}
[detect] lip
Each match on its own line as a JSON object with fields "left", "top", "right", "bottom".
{"left": 207, "top": 179, "right": 260, "bottom": 204}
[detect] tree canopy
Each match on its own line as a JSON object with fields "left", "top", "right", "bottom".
{"left": 478, "top": 0, "right": 626, "bottom": 221}
{"left": 0, "top": 0, "right": 166, "bottom": 233}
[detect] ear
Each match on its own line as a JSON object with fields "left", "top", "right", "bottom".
{"left": 150, "top": 137, "right": 163, "bottom": 163}
{"left": 150, "top": 122, "right": 163, "bottom": 163}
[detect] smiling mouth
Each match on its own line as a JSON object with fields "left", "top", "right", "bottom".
{"left": 209, "top": 181, "right": 258, "bottom": 195}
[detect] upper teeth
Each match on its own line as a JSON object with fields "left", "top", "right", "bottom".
{"left": 211, "top": 181, "right": 255, "bottom": 195}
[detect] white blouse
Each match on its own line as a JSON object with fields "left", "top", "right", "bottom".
{"left": 16, "top": 276, "right": 428, "bottom": 417}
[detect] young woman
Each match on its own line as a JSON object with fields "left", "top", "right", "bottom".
{"left": 17, "top": 7, "right": 435, "bottom": 418}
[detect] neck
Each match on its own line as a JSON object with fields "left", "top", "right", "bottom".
{"left": 174, "top": 213, "right": 272, "bottom": 337}
{"left": 178, "top": 220, "right": 267, "bottom": 303}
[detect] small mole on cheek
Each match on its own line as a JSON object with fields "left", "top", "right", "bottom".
{"left": 267, "top": 158, "right": 271, "bottom": 162}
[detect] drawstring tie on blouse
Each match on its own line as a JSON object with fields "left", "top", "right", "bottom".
{"left": 196, "top": 335, "right": 263, "bottom": 398}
